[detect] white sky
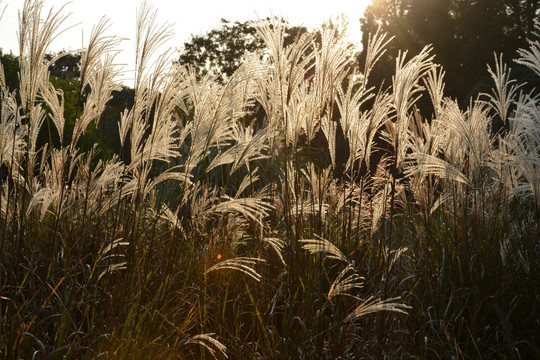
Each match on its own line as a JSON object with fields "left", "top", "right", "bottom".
{"left": 0, "top": 0, "right": 371, "bottom": 84}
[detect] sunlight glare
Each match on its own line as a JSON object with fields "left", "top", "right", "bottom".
{"left": 341, "top": 0, "right": 372, "bottom": 49}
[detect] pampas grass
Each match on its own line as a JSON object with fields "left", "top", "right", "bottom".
{"left": 205, "top": 257, "right": 266, "bottom": 282}
{"left": 2, "top": 1, "right": 539, "bottom": 358}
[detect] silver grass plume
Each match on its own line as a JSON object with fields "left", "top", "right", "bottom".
{"left": 361, "top": 27, "right": 394, "bottom": 89}
{"left": 18, "top": 0, "right": 71, "bottom": 110}
{"left": 282, "top": 81, "right": 320, "bottom": 148}
{"left": 301, "top": 163, "right": 333, "bottom": 206}
{"left": 345, "top": 296, "right": 410, "bottom": 322}
{"left": 423, "top": 66, "right": 446, "bottom": 119}
{"left": 441, "top": 99, "right": 495, "bottom": 188}
{"left": 336, "top": 77, "right": 373, "bottom": 150}
{"left": 184, "top": 333, "right": 228, "bottom": 360}
{"left": 121, "top": 1, "right": 174, "bottom": 165}
{"left": 16, "top": 1, "right": 70, "bottom": 187}
{"left": 157, "top": 203, "right": 186, "bottom": 236}
{"left": 516, "top": 21, "right": 540, "bottom": 77}
{"left": 134, "top": 1, "right": 173, "bottom": 91}
{"left": 370, "top": 179, "right": 394, "bottom": 235}
{"left": 205, "top": 257, "right": 266, "bottom": 282}
{"left": 299, "top": 236, "right": 348, "bottom": 263}
{"left": 485, "top": 54, "right": 522, "bottom": 125}
{"left": 263, "top": 237, "right": 286, "bottom": 266}
{"left": 79, "top": 17, "right": 122, "bottom": 93}
{"left": 255, "top": 18, "right": 316, "bottom": 140}
{"left": 72, "top": 54, "right": 121, "bottom": 149}
{"left": 406, "top": 110, "right": 457, "bottom": 213}
{"left": 183, "top": 56, "right": 260, "bottom": 174}
{"left": 315, "top": 27, "right": 354, "bottom": 168}
{"left": 0, "top": 93, "right": 26, "bottom": 170}
{"left": 338, "top": 85, "right": 390, "bottom": 173}
{"left": 235, "top": 170, "right": 260, "bottom": 198}
{"left": 502, "top": 93, "right": 540, "bottom": 209}
{"left": 38, "top": 77, "right": 64, "bottom": 140}
{"left": 86, "top": 157, "right": 126, "bottom": 216}
{"left": 320, "top": 116, "right": 338, "bottom": 167}
{"left": 0, "top": 0, "right": 5, "bottom": 22}
{"left": 406, "top": 152, "right": 471, "bottom": 187}
{"left": 96, "top": 238, "right": 129, "bottom": 281}
{"left": 0, "top": 60, "right": 5, "bottom": 93}
{"left": 506, "top": 29, "right": 540, "bottom": 210}
{"left": 328, "top": 265, "right": 364, "bottom": 300}
{"left": 385, "top": 46, "right": 434, "bottom": 172}
{"left": 207, "top": 122, "right": 273, "bottom": 175}
{"left": 211, "top": 194, "right": 272, "bottom": 226}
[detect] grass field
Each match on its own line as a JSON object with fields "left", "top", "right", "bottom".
{"left": 1, "top": 1, "right": 539, "bottom": 358}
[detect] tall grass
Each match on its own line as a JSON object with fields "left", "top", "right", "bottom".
{"left": 1, "top": 1, "right": 539, "bottom": 358}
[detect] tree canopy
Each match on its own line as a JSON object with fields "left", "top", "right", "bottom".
{"left": 359, "top": 0, "right": 540, "bottom": 102}
{"left": 177, "top": 18, "right": 318, "bottom": 83}
{"left": 0, "top": 49, "right": 20, "bottom": 91}
{"left": 178, "top": 19, "right": 264, "bottom": 82}
{"left": 45, "top": 52, "right": 81, "bottom": 80}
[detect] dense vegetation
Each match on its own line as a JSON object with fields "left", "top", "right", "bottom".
{"left": 1, "top": 1, "right": 539, "bottom": 359}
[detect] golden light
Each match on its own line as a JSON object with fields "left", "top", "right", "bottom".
{"left": 339, "top": 0, "right": 373, "bottom": 49}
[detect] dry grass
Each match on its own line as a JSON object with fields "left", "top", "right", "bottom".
{"left": 1, "top": 1, "right": 539, "bottom": 359}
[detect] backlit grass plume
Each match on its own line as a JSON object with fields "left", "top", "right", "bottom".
{"left": 205, "top": 257, "right": 266, "bottom": 282}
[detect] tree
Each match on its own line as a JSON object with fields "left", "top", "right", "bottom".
{"left": 0, "top": 49, "right": 20, "bottom": 91}
{"left": 100, "top": 86, "right": 135, "bottom": 157}
{"left": 178, "top": 19, "right": 264, "bottom": 82}
{"left": 45, "top": 52, "right": 81, "bottom": 80}
{"left": 359, "top": 0, "right": 540, "bottom": 102}
{"left": 177, "top": 18, "right": 310, "bottom": 83}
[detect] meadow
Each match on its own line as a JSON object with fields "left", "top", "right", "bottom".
{"left": 1, "top": 1, "right": 539, "bottom": 359}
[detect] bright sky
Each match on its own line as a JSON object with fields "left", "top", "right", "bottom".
{"left": 0, "top": 0, "right": 371, "bottom": 84}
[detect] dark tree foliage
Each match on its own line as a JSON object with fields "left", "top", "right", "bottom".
{"left": 178, "top": 19, "right": 263, "bottom": 82}
{"left": 178, "top": 18, "right": 310, "bottom": 83}
{"left": 359, "top": 0, "right": 540, "bottom": 102}
{"left": 0, "top": 49, "right": 20, "bottom": 91}
{"left": 101, "top": 86, "right": 135, "bottom": 157}
{"left": 45, "top": 52, "right": 81, "bottom": 80}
